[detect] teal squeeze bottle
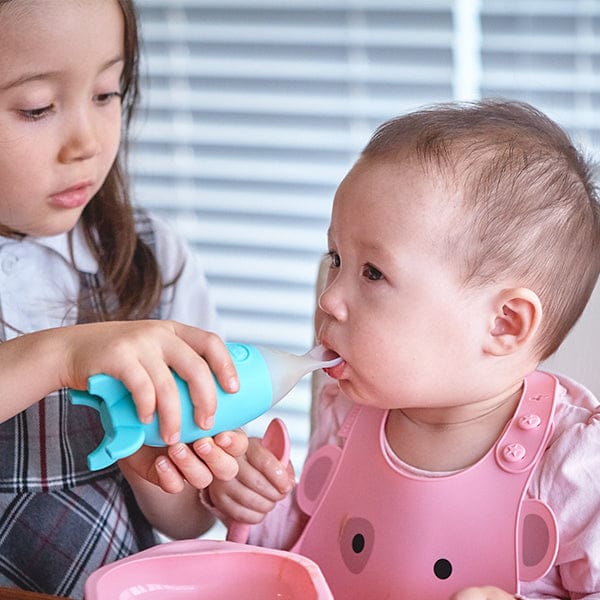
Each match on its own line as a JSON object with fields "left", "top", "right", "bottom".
{"left": 69, "top": 343, "right": 341, "bottom": 471}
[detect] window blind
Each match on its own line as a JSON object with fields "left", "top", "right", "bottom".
{"left": 132, "top": 0, "right": 600, "bottom": 476}
{"left": 132, "top": 0, "right": 456, "bottom": 470}
{"left": 480, "top": 0, "right": 600, "bottom": 149}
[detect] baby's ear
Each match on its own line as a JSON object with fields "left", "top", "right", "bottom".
{"left": 484, "top": 288, "right": 542, "bottom": 356}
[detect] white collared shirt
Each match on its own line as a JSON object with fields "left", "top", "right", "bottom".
{"left": 0, "top": 213, "right": 221, "bottom": 339}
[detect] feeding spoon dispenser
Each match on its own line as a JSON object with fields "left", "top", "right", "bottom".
{"left": 69, "top": 343, "right": 341, "bottom": 471}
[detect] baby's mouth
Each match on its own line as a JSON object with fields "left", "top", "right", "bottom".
{"left": 323, "top": 357, "right": 346, "bottom": 379}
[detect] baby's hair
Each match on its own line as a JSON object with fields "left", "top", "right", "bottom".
{"left": 361, "top": 99, "right": 600, "bottom": 359}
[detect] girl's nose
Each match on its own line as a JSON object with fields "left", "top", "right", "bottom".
{"left": 58, "top": 111, "right": 101, "bottom": 163}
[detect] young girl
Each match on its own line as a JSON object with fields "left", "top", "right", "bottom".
{"left": 207, "top": 101, "right": 600, "bottom": 599}
{"left": 0, "top": 1, "right": 246, "bottom": 597}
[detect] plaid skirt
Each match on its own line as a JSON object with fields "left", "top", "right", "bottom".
{"left": 0, "top": 474, "right": 156, "bottom": 599}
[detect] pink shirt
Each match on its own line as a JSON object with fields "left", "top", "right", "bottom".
{"left": 245, "top": 373, "right": 600, "bottom": 599}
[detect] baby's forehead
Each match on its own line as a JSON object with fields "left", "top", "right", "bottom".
{"left": 334, "top": 166, "right": 462, "bottom": 244}
{"left": 338, "top": 157, "right": 463, "bottom": 213}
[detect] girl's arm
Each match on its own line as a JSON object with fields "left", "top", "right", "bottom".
{"left": 0, "top": 320, "right": 239, "bottom": 436}
{"left": 0, "top": 320, "right": 248, "bottom": 496}
{"left": 117, "top": 435, "right": 250, "bottom": 540}
{"left": 0, "top": 326, "right": 86, "bottom": 418}
{"left": 119, "top": 455, "right": 216, "bottom": 539}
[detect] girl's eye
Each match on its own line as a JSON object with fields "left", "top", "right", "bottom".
{"left": 95, "top": 91, "right": 122, "bottom": 104}
{"left": 362, "top": 264, "right": 384, "bottom": 281}
{"left": 19, "top": 105, "right": 53, "bottom": 121}
{"left": 327, "top": 251, "right": 341, "bottom": 268}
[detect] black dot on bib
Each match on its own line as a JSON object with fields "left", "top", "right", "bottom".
{"left": 351, "top": 533, "right": 365, "bottom": 553}
{"left": 433, "top": 558, "right": 452, "bottom": 579}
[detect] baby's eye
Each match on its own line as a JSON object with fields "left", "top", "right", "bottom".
{"left": 19, "top": 105, "right": 53, "bottom": 121}
{"left": 362, "top": 264, "right": 384, "bottom": 281}
{"left": 327, "top": 251, "right": 341, "bottom": 269}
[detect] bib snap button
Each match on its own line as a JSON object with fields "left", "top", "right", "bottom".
{"left": 503, "top": 443, "right": 526, "bottom": 462}
{"left": 518, "top": 414, "right": 541, "bottom": 430}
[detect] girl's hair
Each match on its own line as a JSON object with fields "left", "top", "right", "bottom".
{"left": 78, "top": 0, "right": 164, "bottom": 321}
{"left": 0, "top": 0, "right": 164, "bottom": 321}
{"left": 361, "top": 99, "right": 600, "bottom": 360}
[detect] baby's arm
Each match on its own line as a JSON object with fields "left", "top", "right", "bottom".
{"left": 449, "top": 587, "right": 516, "bottom": 600}
{"left": 207, "top": 436, "right": 295, "bottom": 527}
{"left": 206, "top": 379, "right": 355, "bottom": 550}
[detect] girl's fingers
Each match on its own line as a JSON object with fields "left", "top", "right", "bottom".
{"left": 141, "top": 331, "right": 221, "bottom": 441}
{"left": 168, "top": 442, "right": 215, "bottom": 489}
{"left": 173, "top": 326, "right": 240, "bottom": 394}
{"left": 159, "top": 435, "right": 248, "bottom": 493}
{"left": 161, "top": 330, "right": 224, "bottom": 430}
{"left": 154, "top": 455, "right": 186, "bottom": 494}
{"left": 191, "top": 437, "right": 239, "bottom": 481}
{"left": 180, "top": 358, "right": 217, "bottom": 431}
{"left": 78, "top": 321, "right": 245, "bottom": 450}
{"left": 214, "top": 429, "right": 249, "bottom": 457}
{"left": 140, "top": 357, "right": 182, "bottom": 445}
{"left": 118, "top": 364, "right": 157, "bottom": 425}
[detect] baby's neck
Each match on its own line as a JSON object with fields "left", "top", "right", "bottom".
{"left": 384, "top": 383, "right": 523, "bottom": 472}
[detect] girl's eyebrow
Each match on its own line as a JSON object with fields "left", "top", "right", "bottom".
{"left": 0, "top": 55, "right": 124, "bottom": 92}
{"left": 0, "top": 70, "right": 56, "bottom": 91}
{"left": 101, "top": 56, "right": 125, "bottom": 73}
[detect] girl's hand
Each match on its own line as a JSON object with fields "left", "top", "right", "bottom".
{"left": 450, "top": 587, "right": 516, "bottom": 600}
{"left": 61, "top": 319, "right": 239, "bottom": 445}
{"left": 207, "top": 436, "right": 295, "bottom": 525}
{"left": 121, "top": 428, "right": 249, "bottom": 493}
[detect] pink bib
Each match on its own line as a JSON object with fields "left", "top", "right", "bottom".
{"left": 292, "top": 371, "right": 559, "bottom": 599}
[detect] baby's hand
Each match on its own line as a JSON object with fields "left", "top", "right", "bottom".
{"left": 122, "top": 429, "right": 249, "bottom": 493}
{"left": 450, "top": 586, "right": 516, "bottom": 600}
{"left": 207, "top": 436, "right": 295, "bottom": 525}
{"left": 61, "top": 319, "right": 239, "bottom": 445}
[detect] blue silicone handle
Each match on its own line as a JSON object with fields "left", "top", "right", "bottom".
{"left": 69, "top": 343, "right": 272, "bottom": 471}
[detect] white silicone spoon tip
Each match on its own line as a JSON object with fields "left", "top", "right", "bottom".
{"left": 304, "top": 345, "right": 343, "bottom": 369}
{"left": 256, "top": 344, "right": 343, "bottom": 406}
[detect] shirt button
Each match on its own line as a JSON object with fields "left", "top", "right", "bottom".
{"left": 1, "top": 254, "right": 18, "bottom": 274}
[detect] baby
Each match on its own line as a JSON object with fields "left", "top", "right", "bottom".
{"left": 207, "top": 100, "right": 600, "bottom": 599}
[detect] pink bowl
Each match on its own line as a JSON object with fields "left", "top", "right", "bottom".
{"left": 85, "top": 539, "right": 333, "bottom": 599}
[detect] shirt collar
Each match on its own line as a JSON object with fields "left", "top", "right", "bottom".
{"left": 0, "top": 223, "right": 99, "bottom": 274}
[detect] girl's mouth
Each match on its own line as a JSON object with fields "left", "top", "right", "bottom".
{"left": 50, "top": 181, "right": 92, "bottom": 209}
